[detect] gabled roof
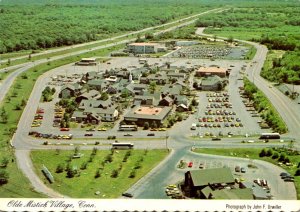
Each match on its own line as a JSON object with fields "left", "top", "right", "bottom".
{"left": 87, "top": 79, "right": 106, "bottom": 86}
{"left": 79, "top": 90, "right": 99, "bottom": 99}
{"left": 161, "top": 84, "right": 182, "bottom": 95}
{"left": 84, "top": 106, "right": 117, "bottom": 115}
{"left": 188, "top": 167, "right": 235, "bottom": 187}
{"left": 211, "top": 188, "right": 253, "bottom": 200}
{"left": 79, "top": 99, "right": 112, "bottom": 109}
{"left": 201, "top": 75, "right": 222, "bottom": 86}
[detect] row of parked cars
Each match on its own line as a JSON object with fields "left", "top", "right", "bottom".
{"left": 28, "top": 131, "right": 73, "bottom": 140}
{"left": 31, "top": 108, "right": 44, "bottom": 127}
{"left": 280, "top": 172, "right": 295, "bottom": 182}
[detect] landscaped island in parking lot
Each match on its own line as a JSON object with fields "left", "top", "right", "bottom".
{"left": 30, "top": 149, "right": 168, "bottom": 198}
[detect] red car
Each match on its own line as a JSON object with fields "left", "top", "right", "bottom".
{"left": 188, "top": 162, "right": 193, "bottom": 168}
{"left": 60, "top": 128, "right": 70, "bottom": 131}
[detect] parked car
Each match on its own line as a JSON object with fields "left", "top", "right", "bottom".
{"left": 147, "top": 133, "right": 155, "bottom": 136}
{"left": 235, "top": 166, "right": 241, "bottom": 172}
{"left": 124, "top": 133, "right": 133, "bottom": 136}
{"left": 84, "top": 133, "right": 93, "bottom": 136}
{"left": 60, "top": 128, "right": 70, "bottom": 131}
{"left": 122, "top": 192, "right": 133, "bottom": 198}
{"left": 199, "top": 163, "right": 205, "bottom": 169}
{"left": 86, "top": 128, "right": 96, "bottom": 132}
{"left": 188, "top": 162, "right": 193, "bottom": 168}
{"left": 241, "top": 167, "right": 246, "bottom": 173}
{"left": 284, "top": 178, "right": 295, "bottom": 182}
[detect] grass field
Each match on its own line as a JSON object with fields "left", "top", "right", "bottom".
{"left": 193, "top": 147, "right": 300, "bottom": 199}
{"left": 31, "top": 149, "right": 168, "bottom": 198}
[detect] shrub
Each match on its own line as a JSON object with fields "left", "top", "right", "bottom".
{"left": 134, "top": 162, "right": 142, "bottom": 169}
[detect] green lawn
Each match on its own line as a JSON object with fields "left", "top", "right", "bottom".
{"left": 0, "top": 149, "right": 46, "bottom": 198}
{"left": 31, "top": 149, "right": 168, "bottom": 198}
{"left": 193, "top": 147, "right": 300, "bottom": 199}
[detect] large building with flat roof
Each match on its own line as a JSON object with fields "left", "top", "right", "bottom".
{"left": 123, "top": 105, "right": 172, "bottom": 126}
{"left": 128, "top": 42, "right": 166, "bottom": 54}
{"left": 196, "top": 66, "right": 228, "bottom": 77}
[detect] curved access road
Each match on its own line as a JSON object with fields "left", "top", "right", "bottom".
{"left": 196, "top": 27, "right": 300, "bottom": 139}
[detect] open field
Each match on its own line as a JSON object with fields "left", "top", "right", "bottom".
{"left": 193, "top": 147, "right": 300, "bottom": 199}
{"left": 30, "top": 149, "right": 168, "bottom": 198}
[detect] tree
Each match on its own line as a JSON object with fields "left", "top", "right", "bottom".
{"left": 111, "top": 169, "right": 119, "bottom": 178}
{"left": 148, "top": 81, "right": 157, "bottom": 94}
{"left": 0, "top": 169, "right": 9, "bottom": 185}
{"left": 55, "top": 164, "right": 64, "bottom": 173}
{"left": 95, "top": 169, "right": 101, "bottom": 178}
{"left": 266, "top": 149, "right": 273, "bottom": 157}
{"left": 80, "top": 161, "right": 88, "bottom": 170}
{"left": 129, "top": 170, "right": 136, "bottom": 178}
{"left": 272, "top": 152, "right": 279, "bottom": 159}
{"left": 1, "top": 157, "right": 9, "bottom": 168}
{"left": 278, "top": 153, "right": 286, "bottom": 162}
{"left": 259, "top": 149, "right": 267, "bottom": 157}
{"left": 100, "top": 92, "right": 109, "bottom": 101}
{"left": 295, "top": 169, "right": 300, "bottom": 176}
{"left": 143, "top": 122, "right": 150, "bottom": 130}
{"left": 105, "top": 154, "right": 113, "bottom": 163}
{"left": 74, "top": 146, "right": 80, "bottom": 155}
{"left": 0, "top": 107, "right": 8, "bottom": 123}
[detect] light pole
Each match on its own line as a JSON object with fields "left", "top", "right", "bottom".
{"left": 165, "top": 132, "right": 169, "bottom": 151}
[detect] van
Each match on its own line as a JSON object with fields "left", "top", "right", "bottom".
{"left": 190, "top": 123, "right": 197, "bottom": 130}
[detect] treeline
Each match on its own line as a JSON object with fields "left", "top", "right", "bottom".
{"left": 261, "top": 50, "right": 300, "bottom": 85}
{"left": 0, "top": 0, "right": 215, "bottom": 54}
{"left": 243, "top": 78, "right": 287, "bottom": 134}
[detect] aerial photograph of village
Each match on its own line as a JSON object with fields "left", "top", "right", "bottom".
{"left": 0, "top": 0, "right": 299, "bottom": 211}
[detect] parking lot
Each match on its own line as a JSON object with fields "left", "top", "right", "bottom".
{"left": 189, "top": 62, "right": 270, "bottom": 137}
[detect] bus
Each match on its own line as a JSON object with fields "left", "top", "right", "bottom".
{"left": 119, "top": 125, "right": 137, "bottom": 131}
{"left": 259, "top": 133, "right": 280, "bottom": 139}
{"left": 112, "top": 143, "right": 134, "bottom": 149}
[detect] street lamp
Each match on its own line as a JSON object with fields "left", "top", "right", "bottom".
{"left": 165, "top": 132, "right": 169, "bottom": 151}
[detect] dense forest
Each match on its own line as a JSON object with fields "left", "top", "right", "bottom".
{"left": 261, "top": 50, "right": 300, "bottom": 85}
{"left": 196, "top": 2, "right": 300, "bottom": 84}
{"left": 0, "top": 0, "right": 219, "bottom": 54}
